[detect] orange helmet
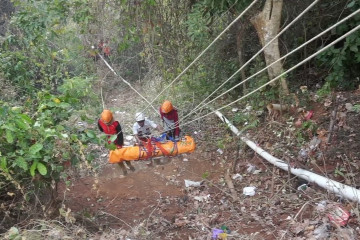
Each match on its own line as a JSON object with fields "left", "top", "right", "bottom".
{"left": 101, "top": 109, "right": 113, "bottom": 124}
{"left": 161, "top": 100, "right": 173, "bottom": 114}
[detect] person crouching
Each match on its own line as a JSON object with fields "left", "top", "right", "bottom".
{"left": 98, "top": 109, "right": 135, "bottom": 175}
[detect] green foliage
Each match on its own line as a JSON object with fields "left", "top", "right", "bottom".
{"left": 117, "top": 29, "right": 141, "bottom": 53}
{"left": 0, "top": 0, "right": 93, "bottom": 97}
{"left": 0, "top": 92, "right": 100, "bottom": 187}
{"left": 12, "top": 0, "right": 69, "bottom": 44}
{"left": 215, "top": 132, "right": 234, "bottom": 150}
{"left": 0, "top": 50, "right": 36, "bottom": 93}
{"left": 353, "top": 104, "right": 360, "bottom": 113}
{"left": 334, "top": 167, "right": 346, "bottom": 178}
{"left": 295, "top": 121, "right": 317, "bottom": 143}
{"left": 71, "top": 0, "right": 93, "bottom": 27}
{"left": 185, "top": 0, "right": 252, "bottom": 47}
{"left": 316, "top": 0, "right": 360, "bottom": 90}
{"left": 186, "top": 2, "right": 211, "bottom": 44}
{"left": 202, "top": 171, "right": 210, "bottom": 179}
{"left": 233, "top": 112, "right": 250, "bottom": 125}
{"left": 59, "top": 77, "right": 96, "bottom": 103}
{"left": 316, "top": 82, "right": 332, "bottom": 98}
{"left": 160, "top": 0, "right": 254, "bottom": 114}
{"left": 246, "top": 57, "right": 275, "bottom": 109}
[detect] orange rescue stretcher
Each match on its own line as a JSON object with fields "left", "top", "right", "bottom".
{"left": 109, "top": 135, "right": 196, "bottom": 163}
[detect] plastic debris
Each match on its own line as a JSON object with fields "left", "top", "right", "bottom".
{"left": 232, "top": 174, "right": 243, "bottom": 181}
{"left": 212, "top": 229, "right": 223, "bottom": 239}
{"left": 316, "top": 201, "right": 327, "bottom": 212}
{"left": 212, "top": 227, "right": 230, "bottom": 240}
{"left": 246, "top": 164, "right": 256, "bottom": 173}
{"left": 327, "top": 205, "right": 350, "bottom": 226}
{"left": 217, "top": 149, "right": 224, "bottom": 155}
{"left": 184, "top": 180, "right": 202, "bottom": 188}
{"left": 194, "top": 194, "right": 210, "bottom": 202}
{"left": 313, "top": 223, "right": 330, "bottom": 239}
{"left": 183, "top": 158, "right": 189, "bottom": 162}
{"left": 304, "top": 110, "right": 314, "bottom": 120}
{"left": 232, "top": 108, "right": 239, "bottom": 112}
{"left": 297, "top": 184, "right": 308, "bottom": 191}
{"left": 253, "top": 169, "right": 262, "bottom": 175}
{"left": 245, "top": 105, "right": 252, "bottom": 111}
{"left": 298, "top": 148, "right": 308, "bottom": 159}
{"left": 221, "top": 225, "right": 231, "bottom": 234}
{"left": 309, "top": 136, "right": 321, "bottom": 150}
{"left": 243, "top": 186, "right": 256, "bottom": 196}
{"left": 218, "top": 233, "right": 228, "bottom": 240}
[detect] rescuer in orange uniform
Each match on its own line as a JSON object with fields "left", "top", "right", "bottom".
{"left": 98, "top": 110, "right": 135, "bottom": 175}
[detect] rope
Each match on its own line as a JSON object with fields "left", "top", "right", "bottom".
{"left": 179, "top": 8, "right": 360, "bottom": 119}
{"left": 178, "top": 24, "right": 360, "bottom": 129}
{"left": 96, "top": 52, "right": 159, "bottom": 115}
{"left": 179, "top": 0, "right": 320, "bottom": 124}
{"left": 139, "top": 0, "right": 259, "bottom": 113}
{"left": 100, "top": 84, "right": 105, "bottom": 109}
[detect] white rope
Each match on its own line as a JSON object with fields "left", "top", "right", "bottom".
{"left": 97, "top": 53, "right": 159, "bottom": 115}
{"left": 140, "top": 0, "right": 259, "bottom": 113}
{"left": 100, "top": 87, "right": 105, "bottom": 109}
{"left": 180, "top": 8, "right": 360, "bottom": 119}
{"left": 179, "top": 0, "right": 320, "bottom": 123}
{"left": 179, "top": 24, "right": 360, "bottom": 129}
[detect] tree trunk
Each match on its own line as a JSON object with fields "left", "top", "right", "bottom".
{"left": 236, "top": 22, "right": 247, "bottom": 94}
{"left": 251, "top": 0, "right": 289, "bottom": 94}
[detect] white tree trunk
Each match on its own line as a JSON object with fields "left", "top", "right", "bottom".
{"left": 251, "top": 0, "right": 289, "bottom": 94}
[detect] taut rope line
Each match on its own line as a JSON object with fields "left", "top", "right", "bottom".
{"left": 179, "top": 0, "right": 320, "bottom": 124}
{"left": 178, "top": 24, "right": 360, "bottom": 129}
{"left": 140, "top": 0, "right": 259, "bottom": 113}
{"left": 179, "top": 8, "right": 360, "bottom": 121}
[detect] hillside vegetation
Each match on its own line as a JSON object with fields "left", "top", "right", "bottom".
{"left": 1, "top": 0, "right": 360, "bottom": 239}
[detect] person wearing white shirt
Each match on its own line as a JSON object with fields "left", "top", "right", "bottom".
{"left": 133, "top": 112, "right": 162, "bottom": 144}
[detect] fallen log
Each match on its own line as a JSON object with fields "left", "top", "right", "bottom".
{"left": 214, "top": 110, "right": 360, "bottom": 203}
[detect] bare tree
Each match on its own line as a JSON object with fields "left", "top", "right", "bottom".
{"left": 251, "top": 0, "right": 289, "bottom": 94}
